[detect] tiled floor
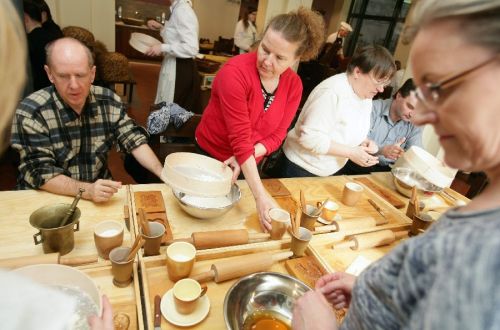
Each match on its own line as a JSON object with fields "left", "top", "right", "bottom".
{"left": 0, "top": 60, "right": 161, "bottom": 191}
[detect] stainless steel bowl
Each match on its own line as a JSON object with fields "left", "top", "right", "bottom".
{"left": 224, "top": 272, "right": 311, "bottom": 330}
{"left": 392, "top": 167, "right": 442, "bottom": 197}
{"left": 172, "top": 184, "right": 241, "bottom": 219}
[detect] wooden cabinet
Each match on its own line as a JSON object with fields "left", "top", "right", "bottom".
{"left": 115, "top": 23, "right": 163, "bottom": 62}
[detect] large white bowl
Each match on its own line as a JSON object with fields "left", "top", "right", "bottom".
{"left": 161, "top": 152, "right": 233, "bottom": 197}
{"left": 14, "top": 264, "right": 101, "bottom": 319}
{"left": 129, "top": 32, "right": 161, "bottom": 54}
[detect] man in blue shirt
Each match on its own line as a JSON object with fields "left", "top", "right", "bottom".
{"left": 338, "top": 79, "right": 422, "bottom": 175}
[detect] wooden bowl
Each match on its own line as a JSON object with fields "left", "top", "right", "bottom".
{"left": 161, "top": 152, "right": 232, "bottom": 197}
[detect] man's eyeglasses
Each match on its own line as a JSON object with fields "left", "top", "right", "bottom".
{"left": 415, "top": 54, "right": 499, "bottom": 109}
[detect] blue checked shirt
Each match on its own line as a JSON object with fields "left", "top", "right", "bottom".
{"left": 11, "top": 85, "right": 148, "bottom": 189}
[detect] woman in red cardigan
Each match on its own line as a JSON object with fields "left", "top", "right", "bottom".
{"left": 195, "top": 7, "right": 324, "bottom": 231}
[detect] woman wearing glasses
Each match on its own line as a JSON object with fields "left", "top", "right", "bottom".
{"left": 293, "top": 0, "right": 500, "bottom": 329}
{"left": 276, "top": 45, "right": 396, "bottom": 178}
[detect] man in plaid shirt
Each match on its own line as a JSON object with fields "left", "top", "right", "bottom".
{"left": 11, "top": 37, "right": 163, "bottom": 202}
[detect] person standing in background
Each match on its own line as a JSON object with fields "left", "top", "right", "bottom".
{"left": 234, "top": 7, "right": 258, "bottom": 54}
{"left": 145, "top": 0, "right": 201, "bottom": 113}
{"left": 23, "top": 0, "right": 60, "bottom": 91}
{"left": 319, "top": 21, "right": 352, "bottom": 70}
{"left": 34, "top": 0, "right": 63, "bottom": 39}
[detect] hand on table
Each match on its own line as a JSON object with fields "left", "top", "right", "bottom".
{"left": 349, "top": 146, "right": 379, "bottom": 167}
{"left": 292, "top": 290, "right": 338, "bottom": 330}
{"left": 223, "top": 156, "right": 240, "bottom": 183}
{"left": 316, "top": 272, "right": 356, "bottom": 309}
{"left": 88, "top": 295, "right": 113, "bottom": 330}
{"left": 145, "top": 44, "right": 162, "bottom": 57}
{"left": 88, "top": 179, "right": 122, "bottom": 203}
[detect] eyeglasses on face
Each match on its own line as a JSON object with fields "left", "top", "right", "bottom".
{"left": 415, "top": 54, "right": 499, "bottom": 108}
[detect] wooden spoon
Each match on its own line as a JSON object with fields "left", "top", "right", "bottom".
{"left": 300, "top": 190, "right": 306, "bottom": 214}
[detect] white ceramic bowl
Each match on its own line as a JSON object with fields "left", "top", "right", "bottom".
{"left": 161, "top": 152, "right": 233, "bottom": 197}
{"left": 14, "top": 264, "right": 101, "bottom": 318}
{"left": 129, "top": 32, "right": 161, "bottom": 54}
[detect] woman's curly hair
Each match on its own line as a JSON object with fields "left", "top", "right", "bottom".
{"left": 265, "top": 7, "right": 325, "bottom": 61}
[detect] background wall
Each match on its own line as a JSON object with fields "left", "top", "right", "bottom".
{"left": 45, "top": 0, "right": 115, "bottom": 51}
{"left": 193, "top": 0, "right": 241, "bottom": 41}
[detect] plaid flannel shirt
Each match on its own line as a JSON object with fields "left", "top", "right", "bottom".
{"left": 11, "top": 85, "right": 148, "bottom": 189}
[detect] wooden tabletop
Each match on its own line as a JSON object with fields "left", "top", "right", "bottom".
{"left": 0, "top": 173, "right": 469, "bottom": 329}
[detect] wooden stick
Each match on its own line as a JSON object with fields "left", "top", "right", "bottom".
{"left": 129, "top": 235, "right": 142, "bottom": 253}
{"left": 125, "top": 237, "right": 145, "bottom": 262}
{"left": 300, "top": 190, "right": 306, "bottom": 214}
{"left": 138, "top": 208, "right": 151, "bottom": 236}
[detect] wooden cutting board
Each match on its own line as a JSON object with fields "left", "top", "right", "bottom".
{"left": 134, "top": 191, "right": 166, "bottom": 213}
{"left": 354, "top": 177, "right": 406, "bottom": 209}
{"left": 263, "top": 179, "right": 291, "bottom": 197}
{"left": 274, "top": 195, "right": 299, "bottom": 222}
{"left": 285, "top": 256, "right": 326, "bottom": 288}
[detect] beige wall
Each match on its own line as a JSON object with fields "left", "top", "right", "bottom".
{"left": 45, "top": 0, "right": 115, "bottom": 51}
{"left": 193, "top": 0, "right": 240, "bottom": 41}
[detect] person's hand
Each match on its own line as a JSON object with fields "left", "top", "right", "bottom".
{"left": 360, "top": 139, "right": 378, "bottom": 154}
{"left": 348, "top": 146, "right": 379, "bottom": 167}
{"left": 146, "top": 19, "right": 163, "bottom": 31}
{"left": 255, "top": 193, "right": 276, "bottom": 232}
{"left": 315, "top": 272, "right": 356, "bottom": 309}
{"left": 223, "top": 156, "right": 240, "bottom": 183}
{"left": 88, "top": 295, "right": 113, "bottom": 330}
{"left": 88, "top": 179, "right": 122, "bottom": 203}
{"left": 380, "top": 137, "right": 406, "bottom": 160}
{"left": 145, "top": 44, "right": 162, "bottom": 56}
{"left": 292, "top": 290, "right": 338, "bottom": 330}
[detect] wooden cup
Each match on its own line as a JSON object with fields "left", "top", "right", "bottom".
{"left": 316, "top": 200, "right": 339, "bottom": 222}
{"left": 291, "top": 227, "right": 312, "bottom": 257}
{"left": 141, "top": 222, "right": 165, "bottom": 256}
{"left": 173, "top": 278, "right": 208, "bottom": 314}
{"left": 109, "top": 247, "right": 134, "bottom": 287}
{"left": 342, "top": 182, "right": 364, "bottom": 206}
{"left": 93, "top": 220, "right": 124, "bottom": 260}
{"left": 300, "top": 204, "right": 320, "bottom": 231}
{"left": 166, "top": 242, "right": 196, "bottom": 281}
{"left": 269, "top": 208, "right": 290, "bottom": 240}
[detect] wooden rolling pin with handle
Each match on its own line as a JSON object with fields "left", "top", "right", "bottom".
{"left": 333, "top": 229, "right": 408, "bottom": 250}
{"left": 314, "top": 217, "right": 385, "bottom": 234}
{"left": 167, "top": 229, "right": 271, "bottom": 249}
{"left": 190, "top": 251, "right": 293, "bottom": 283}
{"left": 0, "top": 253, "right": 98, "bottom": 269}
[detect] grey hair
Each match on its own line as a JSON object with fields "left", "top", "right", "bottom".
{"left": 405, "top": 0, "right": 500, "bottom": 53}
{"left": 45, "top": 37, "right": 95, "bottom": 67}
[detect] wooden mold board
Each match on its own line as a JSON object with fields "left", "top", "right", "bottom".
{"left": 79, "top": 262, "right": 144, "bottom": 330}
{"left": 140, "top": 247, "right": 325, "bottom": 329}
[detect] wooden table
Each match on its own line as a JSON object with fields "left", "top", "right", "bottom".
{"left": 0, "top": 174, "right": 469, "bottom": 329}
{"left": 0, "top": 188, "right": 133, "bottom": 260}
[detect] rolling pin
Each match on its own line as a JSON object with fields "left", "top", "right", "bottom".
{"left": 314, "top": 217, "right": 384, "bottom": 234}
{"left": 334, "top": 230, "right": 407, "bottom": 250}
{"left": 190, "top": 251, "right": 292, "bottom": 283}
{"left": 167, "top": 229, "right": 271, "bottom": 249}
{"left": 0, "top": 253, "right": 98, "bottom": 269}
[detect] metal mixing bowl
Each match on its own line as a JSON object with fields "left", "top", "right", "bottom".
{"left": 224, "top": 272, "right": 311, "bottom": 330}
{"left": 172, "top": 184, "right": 241, "bottom": 219}
{"left": 392, "top": 167, "right": 442, "bottom": 197}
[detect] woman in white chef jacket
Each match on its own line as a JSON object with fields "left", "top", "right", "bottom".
{"left": 234, "top": 7, "right": 257, "bottom": 54}
{"left": 146, "top": 0, "right": 201, "bottom": 113}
